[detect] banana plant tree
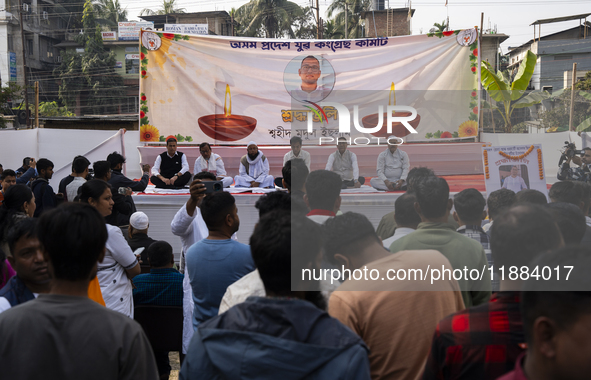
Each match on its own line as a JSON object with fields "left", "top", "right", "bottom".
{"left": 481, "top": 50, "right": 550, "bottom": 133}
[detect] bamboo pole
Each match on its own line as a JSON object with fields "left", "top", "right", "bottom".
{"left": 35, "top": 81, "right": 39, "bottom": 128}
{"left": 569, "top": 62, "right": 577, "bottom": 131}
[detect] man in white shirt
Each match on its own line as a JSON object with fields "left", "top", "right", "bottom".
{"left": 171, "top": 173, "right": 210, "bottom": 354}
{"left": 381, "top": 193, "right": 420, "bottom": 248}
{"left": 283, "top": 136, "right": 311, "bottom": 170}
{"left": 370, "top": 138, "right": 410, "bottom": 191}
{"left": 151, "top": 136, "right": 191, "bottom": 188}
{"left": 193, "top": 142, "right": 233, "bottom": 188}
{"left": 502, "top": 165, "right": 528, "bottom": 193}
{"left": 234, "top": 141, "right": 274, "bottom": 188}
{"left": 326, "top": 137, "right": 365, "bottom": 189}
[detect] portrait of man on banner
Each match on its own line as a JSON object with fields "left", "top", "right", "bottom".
{"left": 500, "top": 165, "right": 529, "bottom": 193}
{"left": 285, "top": 55, "right": 335, "bottom": 103}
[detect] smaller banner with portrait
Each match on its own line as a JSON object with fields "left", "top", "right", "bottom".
{"left": 482, "top": 144, "right": 547, "bottom": 197}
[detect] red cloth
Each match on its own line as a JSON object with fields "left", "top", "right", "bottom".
{"left": 307, "top": 209, "right": 336, "bottom": 217}
{"left": 423, "top": 292, "right": 526, "bottom": 380}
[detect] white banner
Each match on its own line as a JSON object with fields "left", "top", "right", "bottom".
{"left": 164, "top": 24, "right": 208, "bottom": 35}
{"left": 139, "top": 30, "right": 480, "bottom": 145}
{"left": 119, "top": 22, "right": 154, "bottom": 41}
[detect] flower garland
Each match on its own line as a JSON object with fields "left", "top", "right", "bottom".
{"left": 499, "top": 145, "right": 535, "bottom": 160}
{"left": 483, "top": 150, "right": 490, "bottom": 179}
{"left": 538, "top": 148, "right": 544, "bottom": 180}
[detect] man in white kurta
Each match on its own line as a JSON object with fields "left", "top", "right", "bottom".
{"left": 283, "top": 136, "right": 311, "bottom": 171}
{"left": 325, "top": 137, "right": 364, "bottom": 188}
{"left": 502, "top": 166, "right": 528, "bottom": 193}
{"left": 193, "top": 142, "right": 233, "bottom": 188}
{"left": 370, "top": 142, "right": 410, "bottom": 191}
{"left": 234, "top": 141, "right": 274, "bottom": 188}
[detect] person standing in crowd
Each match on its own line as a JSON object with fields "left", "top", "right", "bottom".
{"left": 170, "top": 172, "right": 213, "bottom": 354}
{"left": 0, "top": 203, "right": 158, "bottom": 379}
{"left": 370, "top": 137, "right": 410, "bottom": 191}
{"left": 482, "top": 188, "right": 516, "bottom": 234}
{"left": 59, "top": 156, "right": 89, "bottom": 201}
{"left": 304, "top": 170, "right": 342, "bottom": 224}
{"left": 234, "top": 141, "right": 275, "bottom": 188}
{"left": 65, "top": 156, "right": 90, "bottom": 202}
{"left": 126, "top": 211, "right": 157, "bottom": 265}
{"left": 381, "top": 192, "right": 421, "bottom": 247}
{"left": 15, "top": 158, "right": 37, "bottom": 185}
{"left": 180, "top": 211, "right": 371, "bottom": 379}
{"left": 548, "top": 181, "right": 591, "bottom": 247}
{"left": 423, "top": 204, "right": 564, "bottom": 380}
{"left": 0, "top": 185, "right": 36, "bottom": 255}
{"left": 107, "top": 151, "right": 151, "bottom": 193}
{"left": 514, "top": 189, "right": 548, "bottom": 205}
{"left": 326, "top": 137, "right": 365, "bottom": 188}
{"left": 79, "top": 180, "right": 140, "bottom": 317}
{"left": 325, "top": 212, "right": 464, "bottom": 380}
{"left": 31, "top": 158, "right": 62, "bottom": 217}
{"left": 185, "top": 191, "right": 254, "bottom": 330}
{"left": 133, "top": 241, "right": 183, "bottom": 380}
{"left": 390, "top": 176, "right": 491, "bottom": 307}
{"left": 498, "top": 246, "right": 591, "bottom": 380}
{"left": 151, "top": 136, "right": 192, "bottom": 189}
{"left": 453, "top": 188, "right": 498, "bottom": 291}
{"left": 193, "top": 143, "right": 233, "bottom": 188}
{"left": 0, "top": 169, "right": 17, "bottom": 206}
{"left": 0, "top": 218, "right": 50, "bottom": 313}
{"left": 93, "top": 160, "right": 134, "bottom": 227}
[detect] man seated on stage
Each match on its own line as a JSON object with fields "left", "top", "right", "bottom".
{"left": 193, "top": 142, "right": 233, "bottom": 188}
{"left": 326, "top": 137, "right": 365, "bottom": 189}
{"left": 151, "top": 136, "right": 192, "bottom": 189}
{"left": 234, "top": 142, "right": 274, "bottom": 188}
{"left": 370, "top": 137, "right": 410, "bottom": 191}
{"left": 284, "top": 136, "right": 311, "bottom": 170}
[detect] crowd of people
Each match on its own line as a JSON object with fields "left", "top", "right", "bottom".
{"left": 0, "top": 140, "right": 590, "bottom": 380}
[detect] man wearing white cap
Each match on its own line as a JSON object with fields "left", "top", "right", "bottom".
{"left": 370, "top": 137, "right": 410, "bottom": 191}
{"left": 234, "top": 142, "right": 275, "bottom": 188}
{"left": 127, "top": 211, "right": 156, "bottom": 264}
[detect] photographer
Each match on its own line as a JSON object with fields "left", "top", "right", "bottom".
{"left": 557, "top": 143, "right": 591, "bottom": 182}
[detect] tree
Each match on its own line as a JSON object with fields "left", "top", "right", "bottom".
{"left": 326, "top": 0, "right": 371, "bottom": 39}
{"left": 431, "top": 20, "right": 447, "bottom": 33}
{"left": 54, "top": 0, "right": 125, "bottom": 115}
{"left": 93, "top": 0, "right": 127, "bottom": 26}
{"left": 481, "top": 50, "right": 550, "bottom": 133}
{"left": 539, "top": 89, "right": 591, "bottom": 132}
{"left": 234, "top": 0, "right": 306, "bottom": 38}
{"left": 293, "top": 6, "right": 317, "bottom": 39}
{"left": 323, "top": 19, "right": 344, "bottom": 39}
{"left": 575, "top": 71, "right": 591, "bottom": 91}
{"left": 140, "top": 0, "right": 185, "bottom": 16}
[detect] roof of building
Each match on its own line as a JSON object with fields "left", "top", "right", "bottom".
{"left": 139, "top": 10, "right": 231, "bottom": 24}
{"left": 360, "top": 8, "right": 416, "bottom": 18}
{"left": 482, "top": 33, "right": 510, "bottom": 44}
{"left": 530, "top": 13, "right": 591, "bottom": 26}
{"left": 508, "top": 22, "right": 591, "bottom": 52}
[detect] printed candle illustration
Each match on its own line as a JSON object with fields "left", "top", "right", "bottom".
{"left": 362, "top": 82, "right": 421, "bottom": 138}
{"left": 198, "top": 84, "right": 257, "bottom": 142}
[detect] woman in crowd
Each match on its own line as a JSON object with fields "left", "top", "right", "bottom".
{"left": 78, "top": 179, "right": 140, "bottom": 317}
{"left": 0, "top": 185, "right": 36, "bottom": 259}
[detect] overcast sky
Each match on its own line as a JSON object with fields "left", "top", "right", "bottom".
{"left": 122, "top": 0, "right": 590, "bottom": 53}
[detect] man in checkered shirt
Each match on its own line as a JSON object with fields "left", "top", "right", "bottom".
{"left": 453, "top": 189, "right": 499, "bottom": 292}
{"left": 422, "top": 204, "right": 564, "bottom": 380}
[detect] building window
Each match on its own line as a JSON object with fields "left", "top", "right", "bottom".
{"left": 26, "top": 39, "right": 33, "bottom": 56}
{"left": 125, "top": 58, "right": 140, "bottom": 74}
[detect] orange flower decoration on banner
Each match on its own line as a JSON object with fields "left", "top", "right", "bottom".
{"left": 499, "top": 145, "right": 534, "bottom": 160}
{"left": 140, "top": 125, "right": 160, "bottom": 142}
{"left": 483, "top": 150, "right": 490, "bottom": 179}
{"left": 538, "top": 148, "right": 544, "bottom": 179}
{"left": 458, "top": 121, "right": 478, "bottom": 137}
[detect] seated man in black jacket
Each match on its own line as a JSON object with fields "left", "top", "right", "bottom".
{"left": 151, "top": 137, "right": 192, "bottom": 189}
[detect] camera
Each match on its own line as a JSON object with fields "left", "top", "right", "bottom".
{"left": 203, "top": 180, "right": 223, "bottom": 194}
{"left": 559, "top": 141, "right": 585, "bottom": 167}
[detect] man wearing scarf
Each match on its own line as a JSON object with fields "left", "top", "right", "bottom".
{"left": 234, "top": 142, "right": 275, "bottom": 188}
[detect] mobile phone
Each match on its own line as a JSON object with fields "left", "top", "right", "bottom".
{"left": 118, "top": 187, "right": 128, "bottom": 195}
{"left": 24, "top": 158, "right": 30, "bottom": 166}
{"left": 203, "top": 180, "right": 223, "bottom": 194}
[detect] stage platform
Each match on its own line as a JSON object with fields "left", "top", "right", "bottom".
{"left": 133, "top": 173, "right": 521, "bottom": 260}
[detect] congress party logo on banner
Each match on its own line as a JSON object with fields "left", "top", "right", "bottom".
{"left": 139, "top": 30, "right": 479, "bottom": 145}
